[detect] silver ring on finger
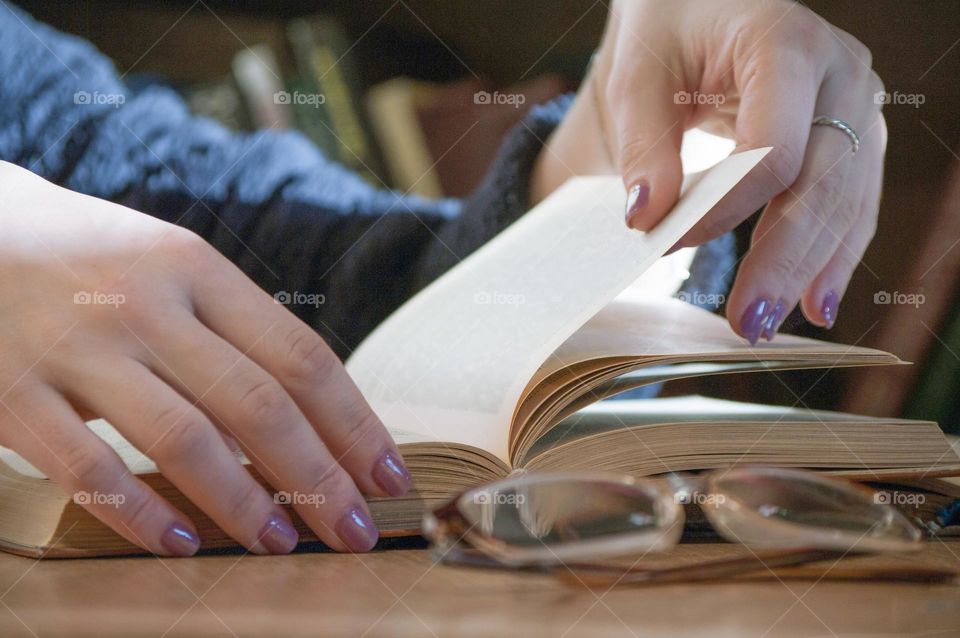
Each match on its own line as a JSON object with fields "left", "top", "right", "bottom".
{"left": 812, "top": 116, "right": 860, "bottom": 154}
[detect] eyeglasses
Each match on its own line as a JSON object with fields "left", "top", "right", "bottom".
{"left": 422, "top": 467, "right": 940, "bottom": 586}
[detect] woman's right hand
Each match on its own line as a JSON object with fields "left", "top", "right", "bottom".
{"left": 0, "top": 161, "right": 411, "bottom": 556}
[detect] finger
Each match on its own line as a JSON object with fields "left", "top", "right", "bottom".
{"left": 0, "top": 386, "right": 200, "bottom": 557}
{"left": 727, "top": 62, "right": 876, "bottom": 343}
{"left": 676, "top": 42, "right": 824, "bottom": 248}
{"left": 148, "top": 311, "right": 378, "bottom": 553}
{"left": 59, "top": 356, "right": 299, "bottom": 555}
{"left": 800, "top": 115, "right": 886, "bottom": 327}
{"left": 605, "top": 45, "right": 685, "bottom": 231}
{"left": 189, "top": 257, "right": 411, "bottom": 500}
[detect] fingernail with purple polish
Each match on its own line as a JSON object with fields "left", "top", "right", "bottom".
{"left": 740, "top": 297, "right": 773, "bottom": 346}
{"left": 625, "top": 180, "right": 650, "bottom": 230}
{"left": 373, "top": 450, "right": 412, "bottom": 497}
{"left": 161, "top": 522, "right": 200, "bottom": 557}
{"left": 821, "top": 290, "right": 840, "bottom": 329}
{"left": 762, "top": 298, "right": 786, "bottom": 342}
{"left": 258, "top": 514, "right": 299, "bottom": 554}
{"left": 336, "top": 507, "right": 378, "bottom": 553}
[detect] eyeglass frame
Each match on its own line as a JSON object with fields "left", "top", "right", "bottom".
{"left": 422, "top": 466, "right": 924, "bottom": 571}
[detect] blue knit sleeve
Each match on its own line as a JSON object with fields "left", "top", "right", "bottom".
{"left": 0, "top": 5, "right": 735, "bottom": 358}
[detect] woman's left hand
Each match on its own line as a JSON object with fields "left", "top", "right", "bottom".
{"left": 534, "top": 0, "right": 886, "bottom": 344}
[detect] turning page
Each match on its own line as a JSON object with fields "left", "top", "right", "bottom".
{"left": 347, "top": 149, "right": 771, "bottom": 462}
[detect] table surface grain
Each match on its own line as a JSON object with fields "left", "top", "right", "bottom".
{"left": 1, "top": 540, "right": 959, "bottom": 637}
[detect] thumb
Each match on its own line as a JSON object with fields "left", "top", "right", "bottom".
{"left": 614, "top": 67, "right": 685, "bottom": 232}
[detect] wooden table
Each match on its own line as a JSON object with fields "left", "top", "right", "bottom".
{"left": 1, "top": 540, "right": 959, "bottom": 637}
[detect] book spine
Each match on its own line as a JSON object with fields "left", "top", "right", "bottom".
{"left": 231, "top": 44, "right": 293, "bottom": 130}
{"left": 287, "top": 17, "right": 385, "bottom": 184}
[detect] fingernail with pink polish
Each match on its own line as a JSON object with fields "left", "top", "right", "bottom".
{"left": 161, "top": 522, "right": 200, "bottom": 557}
{"left": 336, "top": 507, "right": 378, "bottom": 553}
{"left": 372, "top": 450, "right": 412, "bottom": 497}
{"left": 821, "top": 290, "right": 840, "bottom": 329}
{"left": 258, "top": 514, "right": 299, "bottom": 554}
{"left": 625, "top": 180, "right": 650, "bottom": 230}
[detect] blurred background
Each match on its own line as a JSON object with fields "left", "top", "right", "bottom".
{"left": 17, "top": 0, "right": 960, "bottom": 430}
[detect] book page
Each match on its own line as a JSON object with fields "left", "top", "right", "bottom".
{"left": 346, "top": 149, "right": 770, "bottom": 463}
{"left": 523, "top": 396, "right": 959, "bottom": 475}
{"left": 541, "top": 294, "right": 900, "bottom": 379}
{"left": 552, "top": 395, "right": 903, "bottom": 429}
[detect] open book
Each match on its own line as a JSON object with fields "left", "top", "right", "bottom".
{"left": 2, "top": 149, "right": 958, "bottom": 557}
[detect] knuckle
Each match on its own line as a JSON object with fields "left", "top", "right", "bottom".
{"left": 122, "top": 490, "right": 156, "bottom": 531}
{"left": 617, "top": 135, "right": 679, "bottom": 177}
{"left": 278, "top": 327, "right": 338, "bottom": 386}
{"left": 839, "top": 55, "right": 870, "bottom": 85}
{"left": 805, "top": 168, "right": 847, "bottom": 211}
{"left": 851, "top": 40, "right": 873, "bottom": 69}
{"left": 764, "top": 144, "right": 804, "bottom": 187}
{"left": 836, "top": 30, "right": 873, "bottom": 68}
{"left": 156, "top": 226, "right": 216, "bottom": 268}
{"left": 61, "top": 440, "right": 112, "bottom": 490}
{"left": 149, "top": 407, "right": 211, "bottom": 461}
{"left": 238, "top": 377, "right": 291, "bottom": 424}
{"left": 759, "top": 236, "right": 820, "bottom": 293}
{"left": 160, "top": 224, "right": 205, "bottom": 250}
{"left": 617, "top": 136, "right": 652, "bottom": 172}
{"left": 70, "top": 281, "right": 137, "bottom": 327}
{"left": 776, "top": 12, "right": 829, "bottom": 56}
{"left": 336, "top": 409, "right": 384, "bottom": 456}
{"left": 109, "top": 288, "right": 157, "bottom": 327}
{"left": 767, "top": 250, "right": 803, "bottom": 284}
{"left": 307, "top": 462, "right": 349, "bottom": 502}
{"left": 832, "top": 192, "right": 861, "bottom": 230}
{"left": 221, "top": 480, "right": 262, "bottom": 522}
